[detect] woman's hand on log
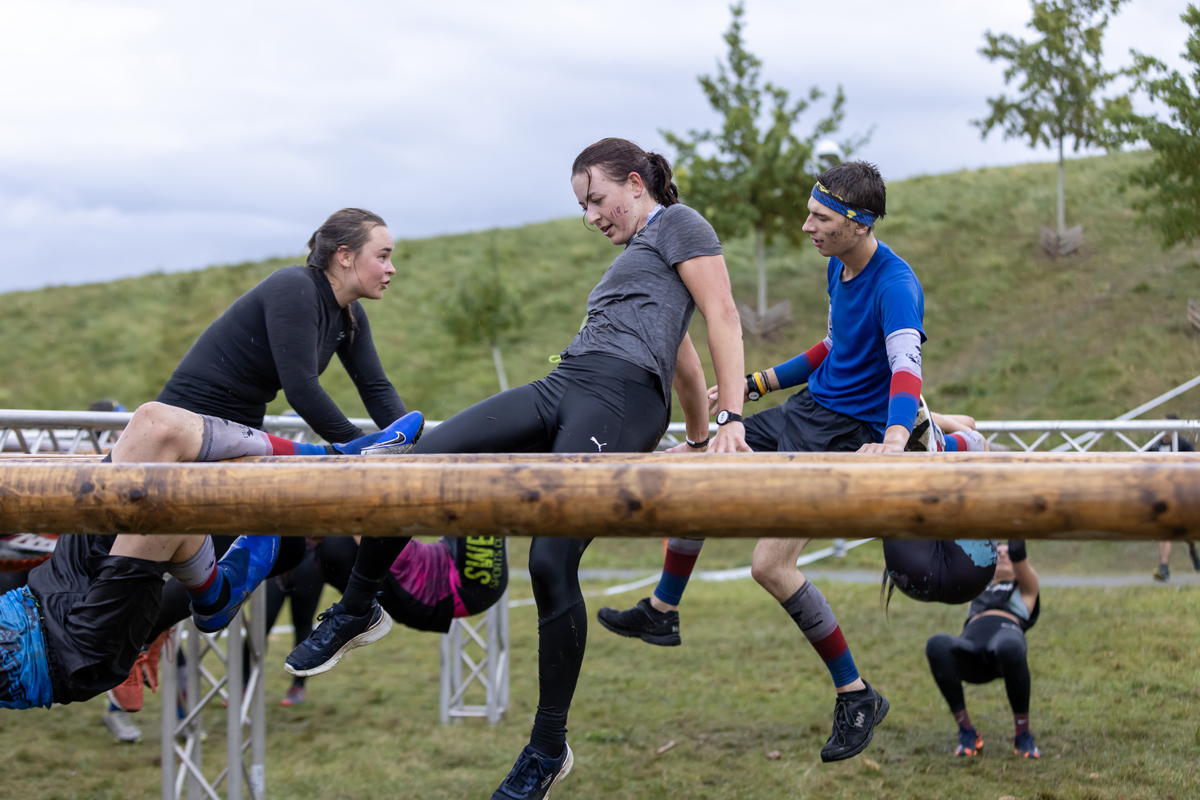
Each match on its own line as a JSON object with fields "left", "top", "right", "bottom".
{"left": 708, "top": 422, "right": 751, "bottom": 453}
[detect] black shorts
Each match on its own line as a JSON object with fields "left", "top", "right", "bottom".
{"left": 28, "top": 539, "right": 166, "bottom": 704}
{"left": 744, "top": 387, "right": 876, "bottom": 452}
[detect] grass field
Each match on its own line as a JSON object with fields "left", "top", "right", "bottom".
{"left": 3, "top": 541, "right": 1197, "bottom": 800}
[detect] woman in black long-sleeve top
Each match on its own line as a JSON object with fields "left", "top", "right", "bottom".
{"left": 148, "top": 208, "right": 406, "bottom": 633}
{"left": 157, "top": 207, "right": 405, "bottom": 444}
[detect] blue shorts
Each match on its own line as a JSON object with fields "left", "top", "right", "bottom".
{"left": 0, "top": 586, "right": 54, "bottom": 709}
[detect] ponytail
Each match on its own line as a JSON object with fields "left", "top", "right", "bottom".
{"left": 572, "top": 138, "right": 679, "bottom": 207}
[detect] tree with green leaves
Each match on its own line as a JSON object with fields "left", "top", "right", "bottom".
{"left": 975, "top": 0, "right": 1134, "bottom": 253}
{"left": 663, "top": 1, "right": 866, "bottom": 335}
{"left": 1128, "top": 4, "right": 1200, "bottom": 248}
{"left": 438, "top": 233, "right": 525, "bottom": 391}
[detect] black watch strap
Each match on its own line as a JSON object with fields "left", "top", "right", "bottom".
{"left": 716, "top": 410, "right": 743, "bottom": 426}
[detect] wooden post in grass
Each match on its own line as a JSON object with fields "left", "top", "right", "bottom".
{"left": 1, "top": 459, "right": 1197, "bottom": 541}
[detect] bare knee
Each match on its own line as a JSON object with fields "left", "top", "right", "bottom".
{"left": 114, "top": 402, "right": 201, "bottom": 462}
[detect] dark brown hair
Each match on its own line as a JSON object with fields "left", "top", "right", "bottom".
{"left": 305, "top": 208, "right": 387, "bottom": 344}
{"left": 572, "top": 138, "right": 679, "bottom": 206}
{"left": 306, "top": 208, "right": 387, "bottom": 271}
{"left": 815, "top": 161, "right": 887, "bottom": 219}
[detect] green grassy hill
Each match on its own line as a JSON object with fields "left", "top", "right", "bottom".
{"left": 2, "top": 151, "right": 1198, "bottom": 424}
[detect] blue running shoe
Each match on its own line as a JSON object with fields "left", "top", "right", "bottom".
{"left": 333, "top": 411, "right": 424, "bottom": 455}
{"left": 284, "top": 600, "right": 393, "bottom": 677}
{"left": 1014, "top": 731, "right": 1041, "bottom": 759}
{"left": 490, "top": 744, "right": 573, "bottom": 800}
{"left": 191, "top": 535, "right": 279, "bottom": 633}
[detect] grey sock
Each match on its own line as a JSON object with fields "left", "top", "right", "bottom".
{"left": 198, "top": 415, "right": 272, "bottom": 461}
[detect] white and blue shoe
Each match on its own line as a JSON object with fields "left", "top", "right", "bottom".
{"left": 360, "top": 411, "right": 424, "bottom": 456}
{"left": 331, "top": 411, "right": 424, "bottom": 456}
{"left": 491, "top": 744, "right": 573, "bottom": 800}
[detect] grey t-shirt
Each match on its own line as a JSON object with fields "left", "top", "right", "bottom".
{"left": 561, "top": 203, "right": 722, "bottom": 403}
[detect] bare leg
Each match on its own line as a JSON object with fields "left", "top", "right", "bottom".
{"left": 110, "top": 533, "right": 205, "bottom": 564}
{"left": 751, "top": 537, "right": 866, "bottom": 693}
{"left": 110, "top": 402, "right": 204, "bottom": 463}
{"left": 1158, "top": 541, "right": 1172, "bottom": 564}
{"left": 931, "top": 412, "right": 976, "bottom": 435}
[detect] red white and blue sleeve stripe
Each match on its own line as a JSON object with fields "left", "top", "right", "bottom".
{"left": 885, "top": 328, "right": 923, "bottom": 432}
{"left": 772, "top": 306, "right": 833, "bottom": 389}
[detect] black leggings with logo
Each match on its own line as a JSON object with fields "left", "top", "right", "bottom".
{"left": 357, "top": 354, "right": 670, "bottom": 755}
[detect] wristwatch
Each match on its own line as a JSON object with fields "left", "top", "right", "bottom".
{"left": 746, "top": 374, "right": 762, "bottom": 401}
{"left": 715, "top": 410, "right": 743, "bottom": 426}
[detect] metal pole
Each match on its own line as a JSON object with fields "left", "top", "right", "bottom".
{"left": 161, "top": 633, "right": 178, "bottom": 800}
{"left": 439, "top": 628, "right": 452, "bottom": 724}
{"left": 250, "top": 588, "right": 266, "bottom": 800}
{"left": 186, "top": 623, "right": 203, "bottom": 800}
{"left": 485, "top": 604, "right": 500, "bottom": 725}
{"left": 226, "top": 614, "right": 243, "bottom": 800}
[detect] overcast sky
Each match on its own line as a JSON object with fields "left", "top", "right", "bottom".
{"left": 0, "top": 0, "right": 1189, "bottom": 294}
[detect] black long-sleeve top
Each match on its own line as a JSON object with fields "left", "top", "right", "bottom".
{"left": 157, "top": 265, "right": 405, "bottom": 443}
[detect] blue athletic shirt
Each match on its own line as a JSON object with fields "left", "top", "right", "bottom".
{"left": 807, "top": 241, "right": 925, "bottom": 439}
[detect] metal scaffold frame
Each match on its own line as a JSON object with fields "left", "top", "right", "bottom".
{"left": 440, "top": 591, "right": 510, "bottom": 725}
{"left": 159, "top": 587, "right": 267, "bottom": 800}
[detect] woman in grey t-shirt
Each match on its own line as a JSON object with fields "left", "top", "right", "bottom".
{"left": 289, "top": 138, "right": 750, "bottom": 799}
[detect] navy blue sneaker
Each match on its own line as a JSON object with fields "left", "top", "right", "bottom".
{"left": 284, "top": 600, "right": 393, "bottom": 677}
{"left": 333, "top": 411, "right": 424, "bottom": 455}
{"left": 191, "top": 535, "right": 279, "bottom": 633}
{"left": 1014, "top": 731, "right": 1041, "bottom": 759}
{"left": 820, "top": 681, "right": 890, "bottom": 762}
{"left": 491, "top": 744, "right": 573, "bottom": 800}
{"left": 955, "top": 726, "right": 983, "bottom": 757}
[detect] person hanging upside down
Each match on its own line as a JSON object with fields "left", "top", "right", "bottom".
{"left": 925, "top": 540, "right": 1042, "bottom": 759}
{"left": 599, "top": 161, "right": 909, "bottom": 763}
{"left": 99, "top": 401, "right": 424, "bottom": 714}
{"left": 0, "top": 415, "right": 283, "bottom": 710}
{"left": 313, "top": 534, "right": 507, "bottom": 638}
{"left": 287, "top": 138, "right": 749, "bottom": 800}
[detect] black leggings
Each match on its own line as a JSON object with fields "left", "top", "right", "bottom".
{"left": 926, "top": 614, "right": 1030, "bottom": 715}
{"left": 883, "top": 539, "right": 997, "bottom": 605}
{"left": 355, "top": 354, "right": 669, "bottom": 753}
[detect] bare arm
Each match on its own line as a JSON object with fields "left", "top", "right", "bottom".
{"left": 671, "top": 333, "right": 712, "bottom": 448}
{"left": 676, "top": 254, "right": 750, "bottom": 453}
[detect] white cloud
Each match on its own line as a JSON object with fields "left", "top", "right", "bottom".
{"left": 0, "top": 0, "right": 1191, "bottom": 292}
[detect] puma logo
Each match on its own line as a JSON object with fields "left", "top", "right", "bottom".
{"left": 590, "top": 437, "right": 607, "bottom": 452}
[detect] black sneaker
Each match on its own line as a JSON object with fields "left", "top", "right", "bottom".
{"left": 491, "top": 744, "right": 573, "bottom": 800}
{"left": 596, "top": 597, "right": 681, "bottom": 646}
{"left": 284, "top": 600, "right": 392, "bottom": 677}
{"left": 1153, "top": 564, "right": 1170, "bottom": 582}
{"left": 820, "top": 681, "right": 890, "bottom": 763}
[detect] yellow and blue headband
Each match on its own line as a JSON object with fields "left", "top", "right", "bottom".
{"left": 811, "top": 182, "right": 880, "bottom": 228}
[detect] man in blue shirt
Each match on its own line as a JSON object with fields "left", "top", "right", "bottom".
{"left": 599, "top": 162, "right": 924, "bottom": 764}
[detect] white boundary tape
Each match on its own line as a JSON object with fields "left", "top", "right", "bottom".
{"left": 505, "top": 538, "right": 877, "bottom": 608}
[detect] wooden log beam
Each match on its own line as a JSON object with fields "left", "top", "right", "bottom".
{"left": 1, "top": 460, "right": 1197, "bottom": 540}
{"left": 4, "top": 452, "right": 1199, "bottom": 465}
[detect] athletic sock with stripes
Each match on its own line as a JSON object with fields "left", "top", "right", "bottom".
{"left": 167, "top": 537, "right": 229, "bottom": 613}
{"left": 653, "top": 538, "right": 705, "bottom": 606}
{"left": 196, "top": 414, "right": 330, "bottom": 459}
{"left": 781, "top": 581, "right": 860, "bottom": 688}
